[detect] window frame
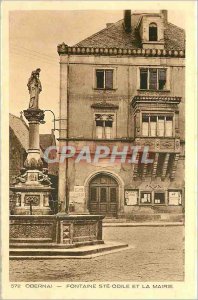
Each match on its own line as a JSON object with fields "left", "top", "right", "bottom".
{"left": 139, "top": 190, "right": 167, "bottom": 206}
{"left": 141, "top": 113, "right": 175, "bottom": 138}
{"left": 149, "top": 22, "right": 158, "bottom": 42}
{"left": 138, "top": 67, "right": 170, "bottom": 91}
{"left": 154, "top": 192, "right": 166, "bottom": 205}
{"left": 94, "top": 113, "right": 116, "bottom": 139}
{"left": 94, "top": 67, "right": 117, "bottom": 90}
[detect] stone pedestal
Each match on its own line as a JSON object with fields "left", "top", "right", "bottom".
{"left": 10, "top": 108, "right": 53, "bottom": 215}
{"left": 11, "top": 185, "right": 52, "bottom": 215}
{"left": 10, "top": 215, "right": 104, "bottom": 245}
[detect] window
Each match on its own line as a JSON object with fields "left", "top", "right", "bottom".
{"left": 140, "top": 68, "right": 167, "bottom": 90}
{"left": 140, "top": 192, "right": 152, "bottom": 204}
{"left": 149, "top": 23, "right": 157, "bottom": 41}
{"left": 154, "top": 192, "right": 165, "bottom": 204}
{"left": 95, "top": 114, "right": 114, "bottom": 139}
{"left": 142, "top": 114, "right": 173, "bottom": 137}
{"left": 96, "top": 69, "right": 113, "bottom": 89}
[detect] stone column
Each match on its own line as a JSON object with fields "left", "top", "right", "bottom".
{"left": 10, "top": 69, "right": 53, "bottom": 215}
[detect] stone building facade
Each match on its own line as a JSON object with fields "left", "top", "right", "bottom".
{"left": 57, "top": 10, "right": 185, "bottom": 220}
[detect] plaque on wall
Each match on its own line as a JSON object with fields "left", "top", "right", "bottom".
{"left": 69, "top": 191, "right": 85, "bottom": 204}
{"left": 74, "top": 186, "right": 85, "bottom": 193}
{"left": 124, "top": 190, "right": 138, "bottom": 206}
{"left": 24, "top": 195, "right": 40, "bottom": 206}
{"left": 168, "top": 191, "right": 182, "bottom": 205}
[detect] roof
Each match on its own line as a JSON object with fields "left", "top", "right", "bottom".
{"left": 40, "top": 132, "right": 56, "bottom": 152}
{"left": 75, "top": 13, "right": 185, "bottom": 51}
{"left": 9, "top": 113, "right": 29, "bottom": 151}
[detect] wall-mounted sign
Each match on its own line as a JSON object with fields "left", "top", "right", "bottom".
{"left": 168, "top": 191, "right": 182, "bottom": 205}
{"left": 125, "top": 190, "right": 138, "bottom": 206}
{"left": 69, "top": 188, "right": 85, "bottom": 204}
{"left": 74, "top": 186, "right": 85, "bottom": 193}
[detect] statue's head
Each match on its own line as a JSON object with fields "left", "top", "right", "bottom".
{"left": 35, "top": 68, "right": 41, "bottom": 77}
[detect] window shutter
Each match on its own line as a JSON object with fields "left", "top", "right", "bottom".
{"left": 140, "top": 69, "right": 148, "bottom": 89}
{"left": 105, "top": 70, "right": 113, "bottom": 89}
{"left": 149, "top": 69, "right": 157, "bottom": 90}
{"left": 96, "top": 70, "right": 104, "bottom": 88}
{"left": 158, "top": 69, "right": 167, "bottom": 90}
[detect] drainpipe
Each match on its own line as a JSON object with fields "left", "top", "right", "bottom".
{"left": 58, "top": 53, "right": 69, "bottom": 213}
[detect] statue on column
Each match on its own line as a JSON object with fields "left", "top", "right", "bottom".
{"left": 27, "top": 68, "right": 42, "bottom": 109}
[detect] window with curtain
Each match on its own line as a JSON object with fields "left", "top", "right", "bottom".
{"left": 165, "top": 116, "right": 173, "bottom": 137}
{"left": 96, "top": 69, "right": 113, "bottom": 89}
{"left": 95, "top": 114, "right": 114, "bottom": 139}
{"left": 142, "top": 116, "right": 149, "bottom": 136}
{"left": 140, "top": 68, "right": 167, "bottom": 90}
{"left": 142, "top": 114, "right": 174, "bottom": 137}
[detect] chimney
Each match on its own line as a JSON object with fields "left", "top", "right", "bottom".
{"left": 161, "top": 10, "right": 168, "bottom": 25}
{"left": 124, "top": 10, "right": 131, "bottom": 33}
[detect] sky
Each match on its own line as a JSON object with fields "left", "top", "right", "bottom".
{"left": 9, "top": 10, "right": 186, "bottom": 134}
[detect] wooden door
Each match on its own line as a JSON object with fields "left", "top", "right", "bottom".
{"left": 89, "top": 174, "right": 118, "bottom": 217}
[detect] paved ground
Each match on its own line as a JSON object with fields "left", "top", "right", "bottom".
{"left": 9, "top": 226, "right": 184, "bottom": 282}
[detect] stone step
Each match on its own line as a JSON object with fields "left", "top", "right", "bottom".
{"left": 10, "top": 240, "right": 104, "bottom": 249}
{"left": 10, "top": 241, "right": 129, "bottom": 259}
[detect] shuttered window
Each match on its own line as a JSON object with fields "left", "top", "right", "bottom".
{"left": 95, "top": 115, "right": 114, "bottom": 139}
{"left": 140, "top": 69, "right": 148, "bottom": 89}
{"left": 105, "top": 70, "right": 113, "bottom": 89}
{"left": 149, "top": 68, "right": 158, "bottom": 90}
{"left": 140, "top": 68, "right": 167, "bottom": 90}
{"left": 158, "top": 69, "right": 167, "bottom": 90}
{"left": 96, "top": 69, "right": 113, "bottom": 89}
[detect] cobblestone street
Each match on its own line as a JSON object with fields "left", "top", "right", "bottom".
{"left": 10, "top": 226, "right": 184, "bottom": 282}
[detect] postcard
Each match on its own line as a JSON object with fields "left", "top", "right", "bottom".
{"left": 1, "top": 1, "right": 197, "bottom": 299}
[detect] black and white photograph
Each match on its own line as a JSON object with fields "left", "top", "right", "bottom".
{"left": 1, "top": 1, "right": 197, "bottom": 299}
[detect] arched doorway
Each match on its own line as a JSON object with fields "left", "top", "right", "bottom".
{"left": 89, "top": 174, "right": 118, "bottom": 217}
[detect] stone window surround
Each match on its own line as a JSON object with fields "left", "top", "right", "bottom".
{"left": 93, "top": 112, "right": 116, "bottom": 139}
{"left": 93, "top": 66, "right": 117, "bottom": 90}
{"left": 137, "top": 66, "right": 170, "bottom": 91}
{"left": 137, "top": 110, "right": 176, "bottom": 139}
{"left": 141, "top": 112, "right": 175, "bottom": 138}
